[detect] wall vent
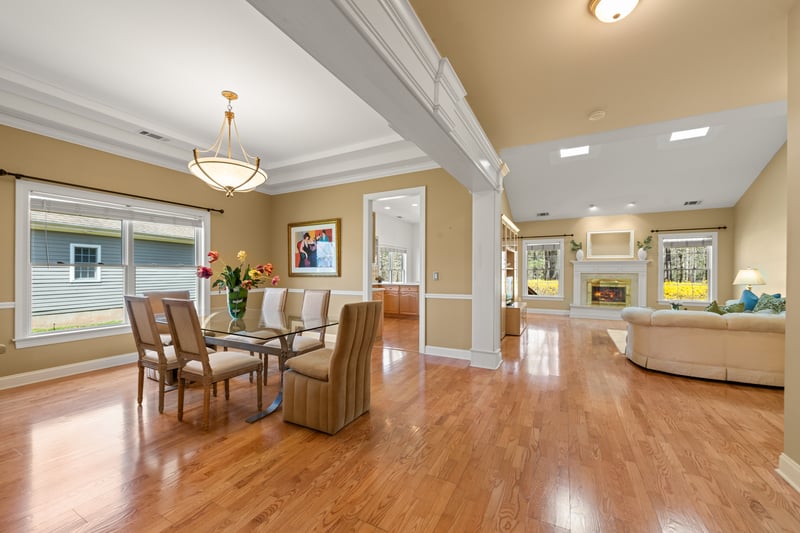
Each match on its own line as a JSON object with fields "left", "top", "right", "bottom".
{"left": 683, "top": 200, "right": 703, "bottom": 206}
{"left": 536, "top": 212, "right": 550, "bottom": 217}
{"left": 138, "top": 130, "right": 169, "bottom": 141}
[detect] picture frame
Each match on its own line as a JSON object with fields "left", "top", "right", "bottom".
{"left": 288, "top": 218, "right": 341, "bottom": 277}
{"left": 586, "top": 229, "right": 634, "bottom": 259}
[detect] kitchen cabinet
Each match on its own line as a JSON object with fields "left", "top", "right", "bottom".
{"left": 374, "top": 284, "right": 418, "bottom": 317}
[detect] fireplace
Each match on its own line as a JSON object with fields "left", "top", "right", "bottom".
{"left": 587, "top": 279, "right": 631, "bottom": 306}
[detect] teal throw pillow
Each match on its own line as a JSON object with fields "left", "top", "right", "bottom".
{"left": 704, "top": 301, "right": 724, "bottom": 315}
{"left": 753, "top": 293, "right": 786, "bottom": 313}
{"left": 740, "top": 289, "right": 759, "bottom": 311}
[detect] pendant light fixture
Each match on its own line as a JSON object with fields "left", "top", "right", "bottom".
{"left": 188, "top": 90, "right": 267, "bottom": 197}
{"left": 589, "top": 0, "right": 639, "bottom": 23}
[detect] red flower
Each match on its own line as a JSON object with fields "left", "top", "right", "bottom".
{"left": 242, "top": 279, "right": 254, "bottom": 290}
{"left": 271, "top": 275, "right": 280, "bottom": 286}
{"left": 207, "top": 250, "right": 219, "bottom": 263}
{"left": 196, "top": 266, "right": 213, "bottom": 279}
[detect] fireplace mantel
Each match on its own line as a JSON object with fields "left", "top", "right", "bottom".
{"left": 570, "top": 260, "right": 649, "bottom": 319}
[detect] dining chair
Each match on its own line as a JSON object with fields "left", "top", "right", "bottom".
{"left": 125, "top": 295, "right": 182, "bottom": 414}
{"left": 282, "top": 301, "right": 381, "bottom": 434}
{"left": 162, "top": 298, "right": 263, "bottom": 430}
{"left": 215, "top": 287, "right": 288, "bottom": 384}
{"left": 261, "top": 288, "right": 331, "bottom": 357}
{"left": 142, "top": 290, "right": 190, "bottom": 345}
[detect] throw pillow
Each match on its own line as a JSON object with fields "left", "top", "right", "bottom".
{"left": 721, "top": 301, "right": 745, "bottom": 314}
{"left": 704, "top": 301, "right": 724, "bottom": 315}
{"left": 740, "top": 289, "right": 759, "bottom": 311}
{"left": 753, "top": 293, "right": 786, "bottom": 313}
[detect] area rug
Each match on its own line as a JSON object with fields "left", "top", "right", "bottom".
{"left": 607, "top": 329, "right": 627, "bottom": 354}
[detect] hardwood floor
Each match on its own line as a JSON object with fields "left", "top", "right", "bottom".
{"left": 1, "top": 314, "right": 798, "bottom": 532}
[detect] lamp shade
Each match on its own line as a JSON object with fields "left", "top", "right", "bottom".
{"left": 188, "top": 156, "right": 267, "bottom": 195}
{"left": 733, "top": 268, "right": 765, "bottom": 289}
{"left": 589, "top": 0, "right": 639, "bottom": 23}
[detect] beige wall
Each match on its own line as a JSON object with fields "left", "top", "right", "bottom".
{"left": 270, "top": 168, "right": 474, "bottom": 347}
{"left": 0, "top": 126, "right": 475, "bottom": 377}
{"left": 784, "top": 2, "right": 800, "bottom": 471}
{"left": 517, "top": 208, "right": 736, "bottom": 311}
{"left": 734, "top": 143, "right": 787, "bottom": 295}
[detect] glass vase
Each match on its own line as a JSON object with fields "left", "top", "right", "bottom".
{"left": 227, "top": 285, "right": 248, "bottom": 319}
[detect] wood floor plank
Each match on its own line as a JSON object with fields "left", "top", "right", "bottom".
{"left": 0, "top": 315, "right": 799, "bottom": 531}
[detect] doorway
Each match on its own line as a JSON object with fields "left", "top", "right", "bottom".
{"left": 363, "top": 187, "right": 426, "bottom": 353}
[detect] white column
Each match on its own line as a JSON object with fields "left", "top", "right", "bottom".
{"left": 471, "top": 189, "right": 502, "bottom": 369}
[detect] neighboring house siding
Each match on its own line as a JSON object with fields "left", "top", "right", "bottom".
{"left": 30, "top": 230, "right": 195, "bottom": 315}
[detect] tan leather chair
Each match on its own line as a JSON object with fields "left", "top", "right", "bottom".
{"left": 125, "top": 295, "right": 182, "bottom": 413}
{"left": 283, "top": 301, "right": 381, "bottom": 435}
{"left": 143, "top": 290, "right": 190, "bottom": 345}
{"left": 162, "top": 298, "right": 263, "bottom": 430}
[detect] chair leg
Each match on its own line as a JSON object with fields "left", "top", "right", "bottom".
{"left": 157, "top": 369, "right": 166, "bottom": 414}
{"left": 137, "top": 365, "right": 144, "bottom": 406}
{"left": 203, "top": 384, "right": 211, "bottom": 431}
{"left": 262, "top": 355, "right": 268, "bottom": 385}
{"left": 224, "top": 379, "right": 230, "bottom": 400}
{"left": 212, "top": 382, "right": 217, "bottom": 397}
{"left": 177, "top": 376, "right": 185, "bottom": 422}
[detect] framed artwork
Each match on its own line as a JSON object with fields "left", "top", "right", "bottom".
{"left": 288, "top": 218, "right": 341, "bottom": 277}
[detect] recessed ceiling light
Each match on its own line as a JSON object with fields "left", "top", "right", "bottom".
{"left": 670, "top": 127, "right": 710, "bottom": 142}
{"left": 383, "top": 206, "right": 391, "bottom": 210}
{"left": 411, "top": 203, "right": 418, "bottom": 207}
{"left": 560, "top": 145, "right": 590, "bottom": 158}
{"left": 376, "top": 195, "right": 408, "bottom": 201}
{"left": 589, "top": 204, "right": 598, "bottom": 211}
{"left": 627, "top": 202, "right": 636, "bottom": 207}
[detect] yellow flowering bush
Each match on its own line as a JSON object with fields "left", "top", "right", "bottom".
{"left": 528, "top": 279, "right": 560, "bottom": 297}
{"left": 663, "top": 281, "right": 708, "bottom": 301}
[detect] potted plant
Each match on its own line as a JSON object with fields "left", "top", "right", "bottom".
{"left": 636, "top": 235, "right": 653, "bottom": 260}
{"left": 570, "top": 239, "right": 584, "bottom": 261}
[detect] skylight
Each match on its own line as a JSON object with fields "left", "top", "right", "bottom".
{"left": 669, "top": 127, "right": 710, "bottom": 142}
{"left": 560, "top": 145, "right": 590, "bottom": 158}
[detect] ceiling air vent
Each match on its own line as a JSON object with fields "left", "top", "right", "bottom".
{"left": 683, "top": 200, "right": 703, "bottom": 206}
{"left": 138, "top": 130, "right": 169, "bottom": 141}
{"left": 536, "top": 212, "right": 550, "bottom": 217}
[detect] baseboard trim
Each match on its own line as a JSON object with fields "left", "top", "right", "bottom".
{"left": 0, "top": 352, "right": 137, "bottom": 391}
{"left": 526, "top": 308, "right": 570, "bottom": 316}
{"left": 777, "top": 453, "right": 800, "bottom": 494}
{"left": 424, "top": 345, "right": 471, "bottom": 361}
{"left": 470, "top": 349, "right": 502, "bottom": 370}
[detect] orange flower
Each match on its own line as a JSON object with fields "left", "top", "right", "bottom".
{"left": 207, "top": 250, "right": 219, "bottom": 263}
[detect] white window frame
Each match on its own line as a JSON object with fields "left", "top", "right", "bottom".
{"left": 522, "top": 237, "right": 565, "bottom": 300}
{"left": 15, "top": 180, "right": 210, "bottom": 348}
{"left": 657, "top": 231, "right": 718, "bottom": 306}
{"left": 69, "top": 243, "right": 102, "bottom": 282}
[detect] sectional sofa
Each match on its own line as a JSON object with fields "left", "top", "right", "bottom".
{"left": 620, "top": 307, "right": 785, "bottom": 386}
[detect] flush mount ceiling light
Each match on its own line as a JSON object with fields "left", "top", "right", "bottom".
{"left": 670, "top": 126, "right": 710, "bottom": 142}
{"left": 560, "top": 145, "right": 590, "bottom": 158}
{"left": 188, "top": 90, "right": 267, "bottom": 197}
{"left": 589, "top": 0, "right": 639, "bottom": 23}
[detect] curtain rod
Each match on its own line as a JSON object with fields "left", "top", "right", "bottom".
{"left": 1, "top": 169, "right": 224, "bottom": 214}
{"left": 519, "top": 233, "right": 574, "bottom": 239}
{"left": 650, "top": 226, "right": 726, "bottom": 233}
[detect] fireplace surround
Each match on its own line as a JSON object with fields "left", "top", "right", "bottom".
{"left": 570, "top": 260, "right": 648, "bottom": 319}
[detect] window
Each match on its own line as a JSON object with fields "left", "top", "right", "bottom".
{"left": 658, "top": 232, "right": 717, "bottom": 304}
{"left": 378, "top": 246, "right": 407, "bottom": 283}
{"left": 16, "top": 181, "right": 209, "bottom": 347}
{"left": 523, "top": 238, "right": 564, "bottom": 299}
{"left": 70, "top": 244, "right": 101, "bottom": 282}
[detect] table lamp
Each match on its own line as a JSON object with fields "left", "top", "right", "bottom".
{"left": 733, "top": 268, "right": 765, "bottom": 291}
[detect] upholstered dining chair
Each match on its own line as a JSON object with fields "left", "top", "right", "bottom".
{"left": 125, "top": 295, "right": 182, "bottom": 414}
{"left": 162, "top": 298, "right": 263, "bottom": 430}
{"left": 261, "top": 288, "right": 331, "bottom": 358}
{"left": 143, "top": 290, "right": 190, "bottom": 345}
{"left": 216, "top": 287, "right": 288, "bottom": 384}
{"left": 282, "top": 300, "right": 381, "bottom": 435}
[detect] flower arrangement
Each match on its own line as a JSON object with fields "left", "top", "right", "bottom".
{"left": 196, "top": 250, "right": 279, "bottom": 291}
{"left": 570, "top": 239, "right": 583, "bottom": 252}
{"left": 636, "top": 235, "right": 653, "bottom": 251}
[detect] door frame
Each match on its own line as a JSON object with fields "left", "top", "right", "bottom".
{"left": 363, "top": 186, "right": 426, "bottom": 354}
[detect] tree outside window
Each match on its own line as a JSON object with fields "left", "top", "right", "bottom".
{"left": 523, "top": 238, "right": 564, "bottom": 298}
{"left": 378, "top": 246, "right": 407, "bottom": 283}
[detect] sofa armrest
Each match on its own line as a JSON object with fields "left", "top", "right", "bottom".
{"left": 621, "top": 306, "right": 654, "bottom": 325}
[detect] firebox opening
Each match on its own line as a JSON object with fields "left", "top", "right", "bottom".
{"left": 588, "top": 279, "right": 632, "bottom": 307}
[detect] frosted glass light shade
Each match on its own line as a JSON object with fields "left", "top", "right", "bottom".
{"left": 188, "top": 156, "right": 267, "bottom": 196}
{"left": 589, "top": 0, "right": 639, "bottom": 23}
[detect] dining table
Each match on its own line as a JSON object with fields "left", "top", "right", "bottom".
{"left": 157, "top": 307, "right": 338, "bottom": 423}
